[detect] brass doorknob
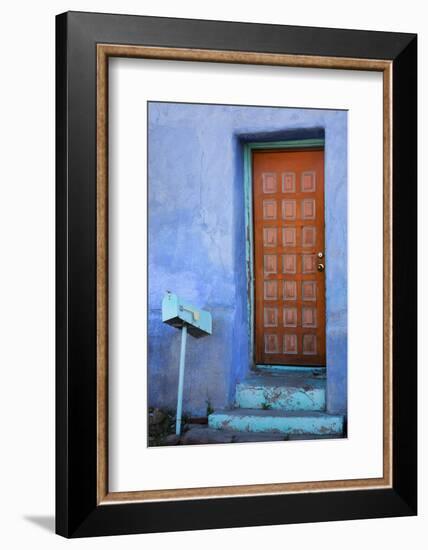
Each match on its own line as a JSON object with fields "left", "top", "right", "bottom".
{"left": 317, "top": 263, "right": 325, "bottom": 272}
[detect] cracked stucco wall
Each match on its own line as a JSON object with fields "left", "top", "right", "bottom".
{"left": 148, "top": 102, "right": 347, "bottom": 415}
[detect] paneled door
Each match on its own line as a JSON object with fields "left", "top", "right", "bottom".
{"left": 253, "top": 149, "right": 326, "bottom": 366}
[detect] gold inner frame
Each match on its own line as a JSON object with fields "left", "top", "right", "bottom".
{"left": 96, "top": 44, "right": 393, "bottom": 504}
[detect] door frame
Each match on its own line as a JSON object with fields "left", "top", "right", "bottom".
{"left": 243, "top": 138, "right": 325, "bottom": 369}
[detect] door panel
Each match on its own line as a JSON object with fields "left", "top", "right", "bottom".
{"left": 253, "top": 149, "right": 326, "bottom": 366}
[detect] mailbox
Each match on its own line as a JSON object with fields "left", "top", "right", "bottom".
{"left": 162, "top": 292, "right": 212, "bottom": 338}
{"left": 162, "top": 292, "right": 213, "bottom": 435}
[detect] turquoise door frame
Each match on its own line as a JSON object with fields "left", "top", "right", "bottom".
{"left": 243, "top": 138, "right": 325, "bottom": 369}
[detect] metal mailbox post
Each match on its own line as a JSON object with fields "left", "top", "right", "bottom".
{"left": 162, "top": 292, "right": 212, "bottom": 435}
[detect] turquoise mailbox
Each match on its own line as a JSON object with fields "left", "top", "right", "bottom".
{"left": 162, "top": 292, "right": 212, "bottom": 435}
{"left": 162, "top": 292, "right": 212, "bottom": 337}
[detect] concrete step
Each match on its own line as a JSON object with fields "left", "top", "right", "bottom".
{"left": 209, "top": 408, "right": 343, "bottom": 436}
{"left": 256, "top": 365, "right": 325, "bottom": 374}
{"left": 235, "top": 371, "right": 326, "bottom": 411}
{"left": 164, "top": 426, "right": 342, "bottom": 445}
{"left": 178, "top": 426, "right": 289, "bottom": 445}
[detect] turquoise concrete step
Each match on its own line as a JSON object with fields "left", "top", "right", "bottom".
{"left": 208, "top": 409, "right": 343, "bottom": 436}
{"left": 256, "top": 365, "right": 325, "bottom": 374}
{"left": 235, "top": 371, "right": 326, "bottom": 411}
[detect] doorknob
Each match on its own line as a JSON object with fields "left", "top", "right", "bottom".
{"left": 317, "top": 263, "right": 325, "bottom": 272}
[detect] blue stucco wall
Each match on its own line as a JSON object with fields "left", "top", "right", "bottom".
{"left": 148, "top": 102, "right": 347, "bottom": 416}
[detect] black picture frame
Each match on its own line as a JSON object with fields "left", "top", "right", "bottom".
{"left": 56, "top": 11, "right": 417, "bottom": 538}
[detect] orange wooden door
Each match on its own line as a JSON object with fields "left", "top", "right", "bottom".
{"left": 253, "top": 149, "right": 326, "bottom": 366}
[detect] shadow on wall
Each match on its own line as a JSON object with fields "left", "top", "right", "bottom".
{"left": 23, "top": 516, "right": 55, "bottom": 533}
